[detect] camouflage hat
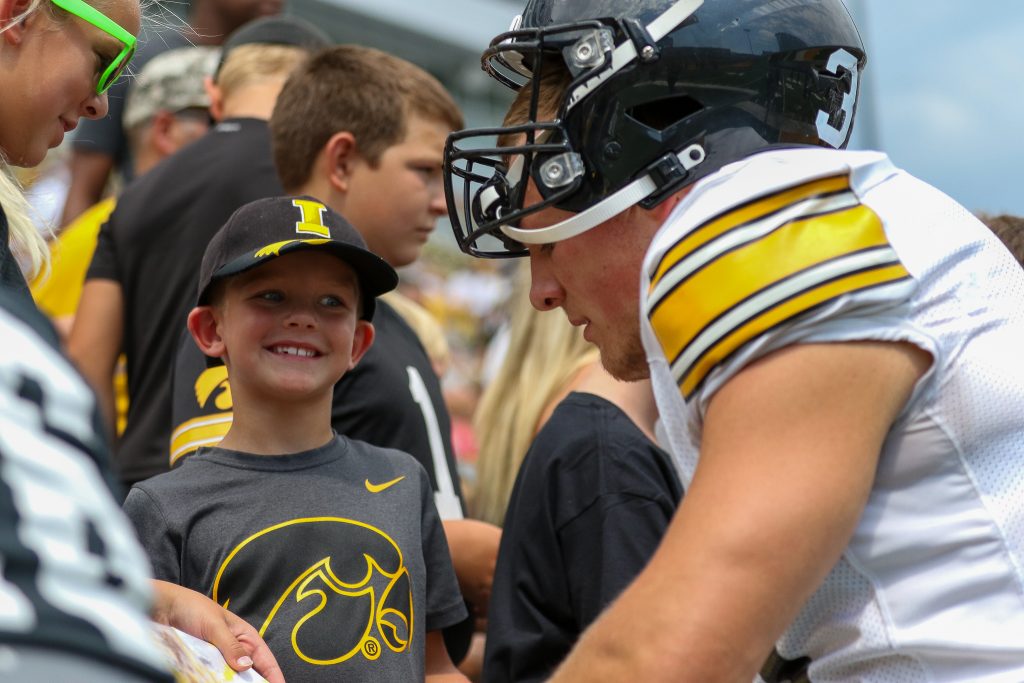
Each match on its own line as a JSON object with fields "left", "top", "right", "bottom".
{"left": 124, "top": 46, "right": 220, "bottom": 130}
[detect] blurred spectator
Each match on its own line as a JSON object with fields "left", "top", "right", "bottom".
{"left": 58, "top": 0, "right": 282, "bottom": 227}
{"left": 472, "top": 264, "right": 598, "bottom": 525}
{"left": 68, "top": 17, "right": 327, "bottom": 484}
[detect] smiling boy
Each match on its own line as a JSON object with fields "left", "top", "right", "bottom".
{"left": 122, "top": 196, "right": 469, "bottom": 683}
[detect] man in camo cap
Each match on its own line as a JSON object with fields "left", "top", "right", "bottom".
{"left": 123, "top": 46, "right": 221, "bottom": 177}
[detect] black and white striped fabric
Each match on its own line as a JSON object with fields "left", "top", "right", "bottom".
{"left": 0, "top": 289, "right": 170, "bottom": 681}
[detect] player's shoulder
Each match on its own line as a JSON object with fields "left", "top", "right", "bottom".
{"left": 643, "top": 148, "right": 916, "bottom": 402}
{"left": 647, "top": 147, "right": 895, "bottom": 264}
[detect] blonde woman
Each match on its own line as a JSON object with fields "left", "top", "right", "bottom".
{"left": 474, "top": 263, "right": 683, "bottom": 682}
{"left": 0, "top": 0, "right": 134, "bottom": 297}
{"left": 473, "top": 263, "right": 600, "bottom": 524}
{"left": 1, "top": 1, "right": 282, "bottom": 679}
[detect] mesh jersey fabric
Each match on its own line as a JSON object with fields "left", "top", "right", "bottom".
{"left": 641, "top": 147, "right": 1024, "bottom": 681}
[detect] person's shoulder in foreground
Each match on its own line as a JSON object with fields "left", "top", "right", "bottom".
{"left": 0, "top": 288, "right": 174, "bottom": 681}
{"left": 123, "top": 195, "right": 469, "bottom": 682}
{"left": 441, "top": 0, "right": 1024, "bottom": 681}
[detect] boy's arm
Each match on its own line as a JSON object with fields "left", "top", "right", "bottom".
{"left": 425, "top": 630, "right": 471, "bottom": 682}
{"left": 124, "top": 489, "right": 286, "bottom": 683}
{"left": 549, "top": 340, "right": 931, "bottom": 682}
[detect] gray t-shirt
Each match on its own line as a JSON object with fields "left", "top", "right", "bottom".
{"left": 123, "top": 435, "right": 466, "bottom": 682}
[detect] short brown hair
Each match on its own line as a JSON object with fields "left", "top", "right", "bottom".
{"left": 497, "top": 66, "right": 571, "bottom": 147}
{"left": 270, "top": 45, "right": 463, "bottom": 191}
{"left": 979, "top": 214, "right": 1024, "bottom": 266}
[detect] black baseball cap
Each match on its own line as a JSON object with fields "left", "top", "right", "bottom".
{"left": 215, "top": 15, "right": 332, "bottom": 77}
{"left": 196, "top": 196, "right": 398, "bottom": 321}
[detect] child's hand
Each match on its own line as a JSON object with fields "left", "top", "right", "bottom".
{"left": 150, "top": 580, "right": 286, "bottom": 683}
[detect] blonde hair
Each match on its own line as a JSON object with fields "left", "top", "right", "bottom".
{"left": 0, "top": 166, "right": 49, "bottom": 279}
{"left": 472, "top": 263, "right": 599, "bottom": 525}
{"left": 215, "top": 44, "right": 309, "bottom": 102}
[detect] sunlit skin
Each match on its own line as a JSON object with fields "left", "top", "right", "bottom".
{"left": 520, "top": 183, "right": 685, "bottom": 381}
{"left": 341, "top": 115, "right": 450, "bottom": 268}
{"left": 188, "top": 252, "right": 374, "bottom": 453}
{"left": 0, "top": 0, "right": 140, "bottom": 166}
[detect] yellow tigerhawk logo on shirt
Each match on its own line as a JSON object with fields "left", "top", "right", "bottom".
{"left": 213, "top": 518, "right": 413, "bottom": 667}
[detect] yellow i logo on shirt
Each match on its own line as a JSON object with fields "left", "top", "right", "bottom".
{"left": 292, "top": 199, "right": 331, "bottom": 238}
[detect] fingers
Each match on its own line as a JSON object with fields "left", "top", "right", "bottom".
{"left": 224, "top": 612, "right": 286, "bottom": 683}
{"left": 196, "top": 607, "right": 256, "bottom": 673}
{"left": 151, "top": 580, "right": 284, "bottom": 682}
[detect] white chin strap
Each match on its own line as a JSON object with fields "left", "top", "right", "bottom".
{"left": 500, "top": 143, "right": 705, "bottom": 246}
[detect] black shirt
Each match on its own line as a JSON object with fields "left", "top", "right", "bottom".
{"left": 87, "top": 119, "right": 283, "bottom": 486}
{"left": 484, "top": 392, "right": 683, "bottom": 683}
{"left": 0, "top": 288, "right": 172, "bottom": 681}
{"left": 169, "top": 300, "right": 466, "bottom": 518}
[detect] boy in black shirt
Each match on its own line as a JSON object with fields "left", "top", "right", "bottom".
{"left": 124, "top": 196, "right": 469, "bottom": 683}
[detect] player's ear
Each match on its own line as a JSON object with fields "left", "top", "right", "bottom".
{"left": 187, "top": 306, "right": 227, "bottom": 360}
{"left": 347, "top": 320, "right": 375, "bottom": 369}
{"left": 324, "top": 131, "right": 359, "bottom": 194}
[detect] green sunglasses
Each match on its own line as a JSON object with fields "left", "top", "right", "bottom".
{"left": 50, "top": 0, "right": 137, "bottom": 94}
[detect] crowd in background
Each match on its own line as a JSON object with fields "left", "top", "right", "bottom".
{"left": 3, "top": 0, "right": 1024, "bottom": 681}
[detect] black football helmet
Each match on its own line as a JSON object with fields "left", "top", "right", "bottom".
{"left": 444, "top": 0, "right": 866, "bottom": 257}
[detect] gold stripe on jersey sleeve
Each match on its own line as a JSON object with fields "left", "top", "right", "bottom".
{"left": 648, "top": 201, "right": 911, "bottom": 399}
{"left": 679, "top": 263, "right": 910, "bottom": 397}
{"left": 650, "top": 174, "right": 851, "bottom": 284}
{"left": 169, "top": 412, "right": 233, "bottom": 466}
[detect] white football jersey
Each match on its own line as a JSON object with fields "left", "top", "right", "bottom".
{"left": 641, "top": 148, "right": 1024, "bottom": 681}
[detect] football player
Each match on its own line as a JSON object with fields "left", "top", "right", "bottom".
{"left": 443, "top": 1, "right": 1024, "bottom": 681}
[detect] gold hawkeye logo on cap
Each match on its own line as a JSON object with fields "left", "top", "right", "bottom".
{"left": 365, "top": 476, "right": 405, "bottom": 494}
